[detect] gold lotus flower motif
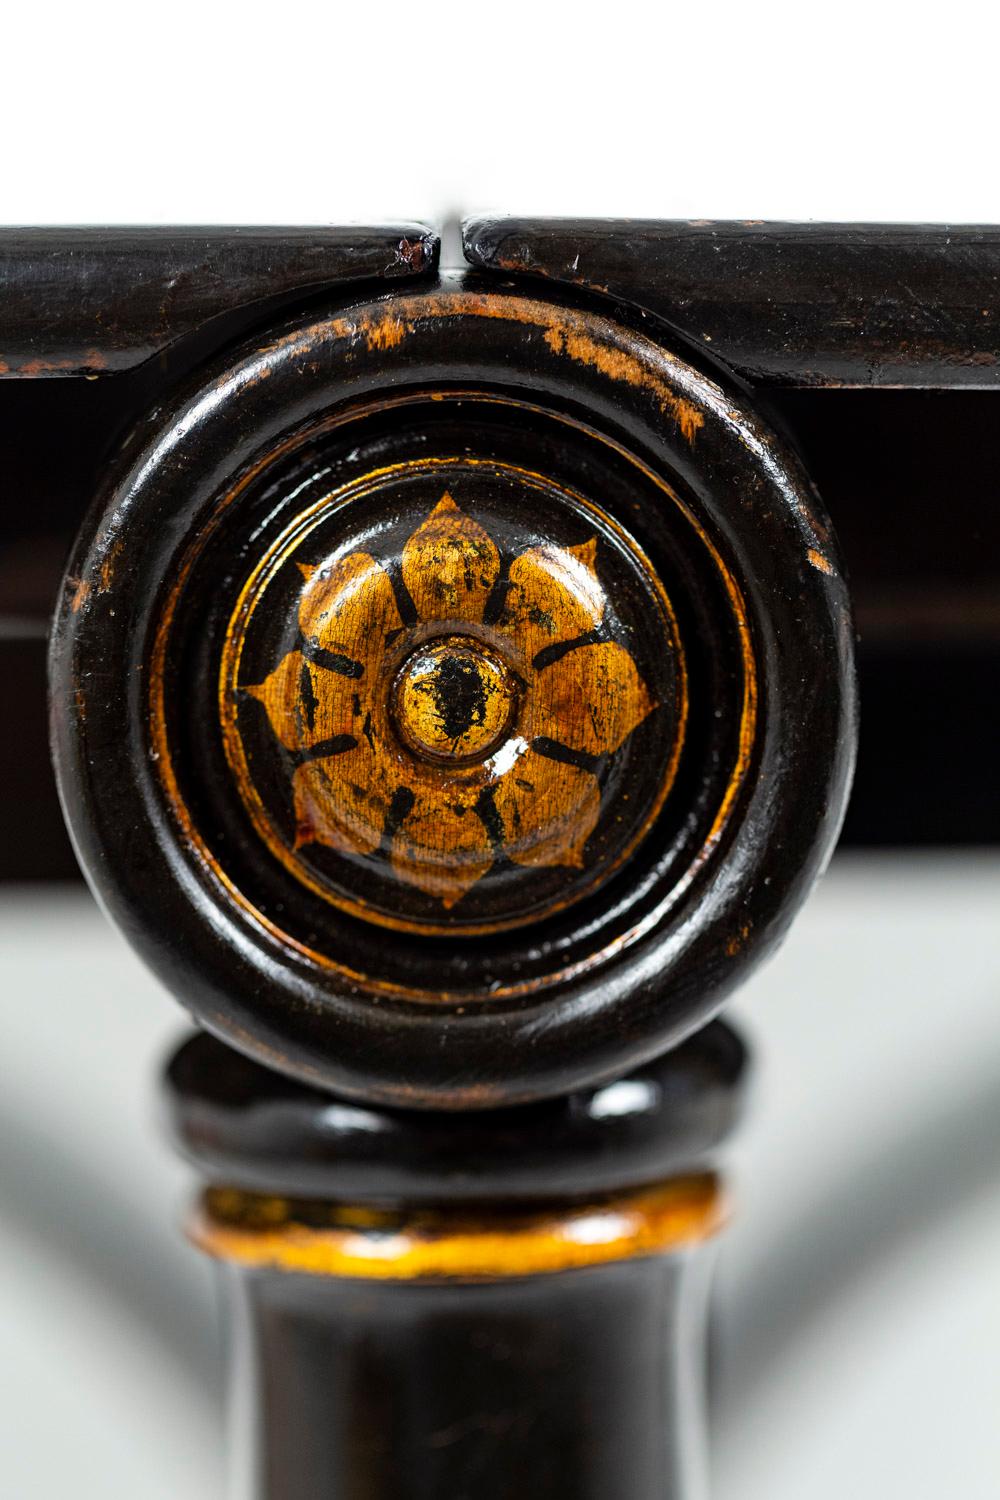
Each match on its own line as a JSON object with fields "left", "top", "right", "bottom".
{"left": 246, "top": 494, "right": 656, "bottom": 909}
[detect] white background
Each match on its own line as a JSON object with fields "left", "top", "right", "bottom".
{"left": 5, "top": 0, "right": 1000, "bottom": 229}
{"left": 3, "top": 3, "right": 999, "bottom": 1495}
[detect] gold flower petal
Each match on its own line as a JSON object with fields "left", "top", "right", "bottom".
{"left": 493, "top": 749, "right": 600, "bottom": 871}
{"left": 246, "top": 650, "right": 361, "bottom": 753}
{"left": 401, "top": 494, "right": 500, "bottom": 623}
{"left": 292, "top": 747, "right": 391, "bottom": 859}
{"left": 391, "top": 798, "right": 494, "bottom": 908}
{"left": 528, "top": 641, "right": 656, "bottom": 757}
{"left": 298, "top": 550, "right": 403, "bottom": 676}
{"left": 500, "top": 538, "right": 605, "bottom": 662}
{"left": 242, "top": 511, "right": 658, "bottom": 914}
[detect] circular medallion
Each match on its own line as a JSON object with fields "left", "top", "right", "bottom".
{"left": 52, "top": 277, "right": 855, "bottom": 1108}
{"left": 218, "top": 460, "right": 684, "bottom": 933}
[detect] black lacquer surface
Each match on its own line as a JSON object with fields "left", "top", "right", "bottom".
{"left": 4, "top": 225, "right": 994, "bottom": 875}
{"left": 223, "top": 1255, "right": 711, "bottom": 1500}
{"left": 465, "top": 217, "right": 1000, "bottom": 387}
{"left": 166, "top": 1021, "right": 747, "bottom": 1205}
{"left": 0, "top": 225, "right": 437, "bottom": 377}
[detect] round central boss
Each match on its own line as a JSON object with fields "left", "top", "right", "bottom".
{"left": 393, "top": 637, "right": 518, "bottom": 764}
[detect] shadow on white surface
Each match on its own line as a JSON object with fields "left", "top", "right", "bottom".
{"left": 1, "top": 852, "right": 997, "bottom": 1497}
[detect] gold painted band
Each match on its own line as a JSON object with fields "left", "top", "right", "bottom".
{"left": 189, "top": 1174, "right": 725, "bottom": 1282}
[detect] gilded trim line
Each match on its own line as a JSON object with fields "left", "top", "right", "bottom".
{"left": 190, "top": 1175, "right": 725, "bottom": 1281}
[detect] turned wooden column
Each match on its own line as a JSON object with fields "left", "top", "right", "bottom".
{"left": 164, "top": 1023, "right": 746, "bottom": 1500}
{"left": 50, "top": 271, "right": 856, "bottom": 1497}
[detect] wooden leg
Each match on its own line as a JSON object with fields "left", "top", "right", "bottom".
{"left": 166, "top": 1025, "right": 746, "bottom": 1500}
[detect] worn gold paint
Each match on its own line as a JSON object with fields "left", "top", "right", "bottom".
{"left": 61, "top": 541, "right": 122, "bottom": 617}
{"left": 504, "top": 537, "right": 601, "bottom": 658}
{"left": 543, "top": 325, "right": 705, "bottom": 444}
{"left": 253, "top": 290, "right": 709, "bottom": 451}
{"left": 190, "top": 1175, "right": 724, "bottom": 1281}
{"left": 401, "top": 493, "right": 499, "bottom": 620}
{"left": 393, "top": 640, "right": 515, "bottom": 762}
{"left": 67, "top": 576, "right": 91, "bottom": 613}
{"left": 807, "top": 547, "right": 834, "bottom": 576}
{"left": 493, "top": 753, "right": 600, "bottom": 870}
{"left": 98, "top": 538, "right": 123, "bottom": 595}
{"left": 149, "top": 338, "right": 752, "bottom": 996}
{"left": 363, "top": 315, "right": 412, "bottom": 352}
{"left": 327, "top": 291, "right": 708, "bottom": 450}
{"left": 725, "top": 921, "right": 752, "bottom": 958}
{"left": 227, "top": 489, "right": 660, "bottom": 913}
{"left": 12, "top": 347, "right": 108, "bottom": 377}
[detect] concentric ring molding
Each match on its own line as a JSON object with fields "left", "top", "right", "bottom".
{"left": 209, "top": 454, "right": 687, "bottom": 937}
{"left": 51, "top": 274, "right": 856, "bottom": 1108}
